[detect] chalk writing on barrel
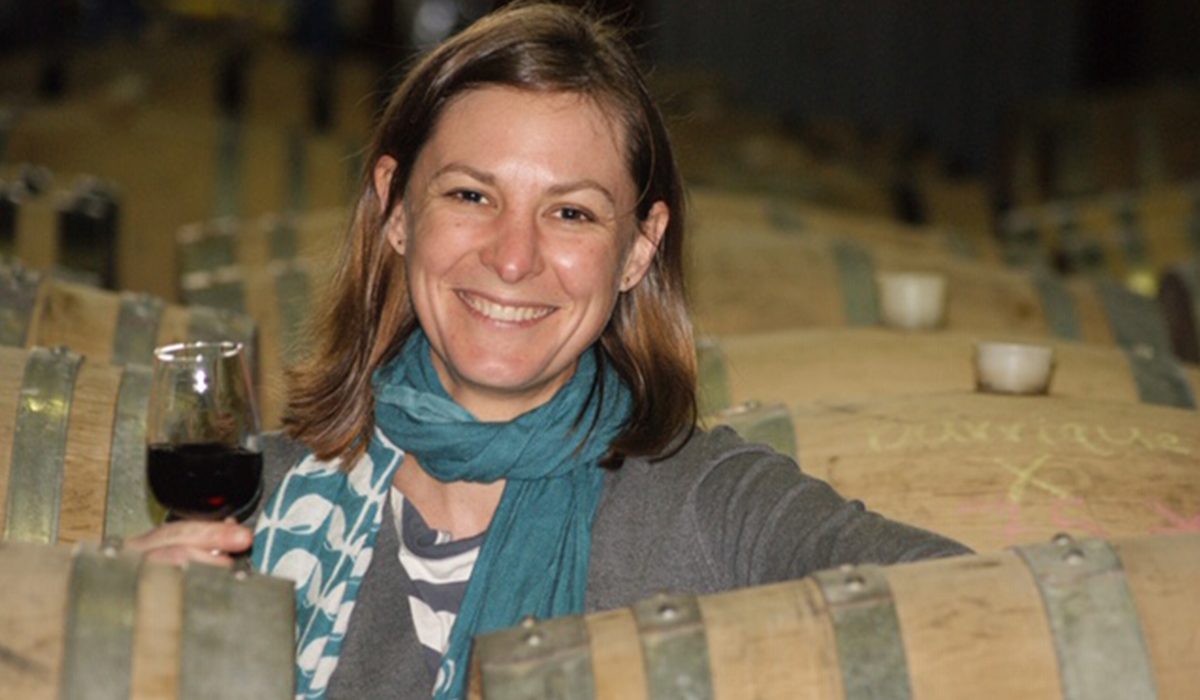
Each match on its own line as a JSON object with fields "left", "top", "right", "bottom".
{"left": 960, "top": 497, "right": 1108, "bottom": 548}
{"left": 958, "top": 500, "right": 1036, "bottom": 548}
{"left": 998, "top": 454, "right": 1072, "bottom": 502}
{"left": 1146, "top": 501, "right": 1200, "bottom": 534}
{"left": 868, "top": 420, "right": 1190, "bottom": 456}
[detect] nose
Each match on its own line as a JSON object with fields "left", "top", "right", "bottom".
{"left": 480, "top": 210, "right": 543, "bottom": 283}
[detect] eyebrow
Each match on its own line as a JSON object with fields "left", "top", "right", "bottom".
{"left": 432, "top": 163, "right": 617, "bottom": 206}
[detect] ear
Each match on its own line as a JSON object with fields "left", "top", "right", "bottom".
{"left": 373, "top": 155, "right": 406, "bottom": 255}
{"left": 619, "top": 201, "right": 669, "bottom": 292}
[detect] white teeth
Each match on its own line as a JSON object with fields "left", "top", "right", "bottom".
{"left": 463, "top": 294, "right": 552, "bottom": 322}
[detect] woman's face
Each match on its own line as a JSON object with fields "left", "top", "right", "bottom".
{"left": 375, "top": 86, "right": 667, "bottom": 421}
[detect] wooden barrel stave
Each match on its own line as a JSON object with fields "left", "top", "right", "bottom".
{"left": 59, "top": 358, "right": 123, "bottom": 544}
{"left": 710, "top": 393, "right": 1200, "bottom": 553}
{"left": 1117, "top": 533, "right": 1200, "bottom": 698}
{"left": 0, "top": 540, "right": 295, "bottom": 700}
{"left": 473, "top": 533, "right": 1200, "bottom": 700}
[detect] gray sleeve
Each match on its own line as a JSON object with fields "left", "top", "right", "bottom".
{"left": 690, "top": 427, "right": 971, "bottom": 587}
{"left": 587, "top": 426, "right": 969, "bottom": 611}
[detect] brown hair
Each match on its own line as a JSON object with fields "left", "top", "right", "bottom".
{"left": 286, "top": 1, "right": 695, "bottom": 467}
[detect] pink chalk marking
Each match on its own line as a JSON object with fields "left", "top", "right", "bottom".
{"left": 1146, "top": 501, "right": 1200, "bottom": 534}
{"left": 1050, "top": 497, "right": 1106, "bottom": 537}
{"left": 960, "top": 500, "right": 1036, "bottom": 548}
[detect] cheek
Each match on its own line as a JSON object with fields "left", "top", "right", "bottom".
{"left": 551, "top": 241, "right": 625, "bottom": 295}
{"left": 405, "top": 217, "right": 469, "bottom": 278}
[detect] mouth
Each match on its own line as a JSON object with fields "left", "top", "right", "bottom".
{"left": 459, "top": 292, "right": 555, "bottom": 323}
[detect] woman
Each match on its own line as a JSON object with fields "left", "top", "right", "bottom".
{"left": 130, "top": 3, "right": 968, "bottom": 699}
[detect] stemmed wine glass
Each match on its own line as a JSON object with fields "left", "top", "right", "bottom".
{"left": 146, "top": 341, "right": 263, "bottom": 525}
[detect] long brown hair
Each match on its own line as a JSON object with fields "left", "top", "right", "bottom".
{"left": 286, "top": 1, "right": 695, "bottom": 467}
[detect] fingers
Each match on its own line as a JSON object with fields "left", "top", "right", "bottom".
{"left": 125, "top": 519, "right": 254, "bottom": 568}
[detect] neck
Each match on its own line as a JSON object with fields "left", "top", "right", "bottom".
{"left": 393, "top": 453, "right": 505, "bottom": 540}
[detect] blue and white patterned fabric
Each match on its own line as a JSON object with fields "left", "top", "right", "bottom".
{"left": 252, "top": 429, "right": 405, "bottom": 699}
{"left": 251, "top": 332, "right": 629, "bottom": 700}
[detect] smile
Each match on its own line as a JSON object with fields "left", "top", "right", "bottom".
{"left": 460, "top": 292, "right": 555, "bottom": 323}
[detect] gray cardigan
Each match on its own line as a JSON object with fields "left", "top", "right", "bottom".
{"left": 259, "top": 425, "right": 968, "bottom": 699}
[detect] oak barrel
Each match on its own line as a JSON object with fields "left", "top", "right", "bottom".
{"left": 473, "top": 533, "right": 1200, "bottom": 700}
{"left": 0, "top": 540, "right": 294, "bottom": 700}
{"left": 175, "top": 210, "right": 345, "bottom": 428}
{"left": 690, "top": 186, "right": 1002, "bottom": 264}
{"left": 1, "top": 166, "right": 120, "bottom": 287}
{"left": 697, "top": 327, "right": 1200, "bottom": 415}
{"left": 175, "top": 208, "right": 345, "bottom": 276}
{"left": 179, "top": 258, "right": 330, "bottom": 429}
{"left": 711, "top": 393, "right": 1200, "bottom": 552}
{"left": 3, "top": 102, "right": 360, "bottom": 298}
{"left": 1001, "top": 181, "right": 1200, "bottom": 281}
{"left": 687, "top": 225, "right": 1175, "bottom": 360}
{"left": 0, "top": 346, "right": 160, "bottom": 543}
{"left": 0, "top": 260, "right": 256, "bottom": 371}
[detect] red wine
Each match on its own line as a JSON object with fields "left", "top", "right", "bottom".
{"left": 147, "top": 443, "right": 263, "bottom": 521}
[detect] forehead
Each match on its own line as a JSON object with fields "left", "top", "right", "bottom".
{"left": 420, "top": 86, "right": 631, "bottom": 178}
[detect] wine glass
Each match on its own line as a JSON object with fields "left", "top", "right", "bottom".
{"left": 146, "top": 341, "right": 263, "bottom": 523}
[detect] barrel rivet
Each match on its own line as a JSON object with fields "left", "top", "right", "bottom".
{"left": 101, "top": 537, "right": 122, "bottom": 557}
{"left": 845, "top": 573, "right": 866, "bottom": 592}
{"left": 522, "top": 631, "right": 543, "bottom": 647}
{"left": 657, "top": 602, "right": 679, "bottom": 621}
{"left": 1064, "top": 548, "right": 1085, "bottom": 565}
{"left": 519, "top": 615, "right": 538, "bottom": 629}
{"left": 1052, "top": 532, "right": 1074, "bottom": 547}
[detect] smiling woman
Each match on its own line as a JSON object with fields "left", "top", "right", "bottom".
{"left": 378, "top": 87, "right": 667, "bottom": 421}
{"left": 123, "top": 4, "right": 969, "bottom": 700}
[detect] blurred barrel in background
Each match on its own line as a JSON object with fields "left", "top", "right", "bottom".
{"left": 175, "top": 209, "right": 345, "bottom": 276}
{"left": 690, "top": 186, "right": 1003, "bottom": 265}
{"left": 1, "top": 165, "right": 121, "bottom": 287}
{"left": 1000, "top": 181, "right": 1200, "bottom": 285}
{"left": 180, "top": 259, "right": 326, "bottom": 428}
{"left": 0, "top": 261, "right": 256, "bottom": 370}
{"left": 696, "top": 327, "right": 1200, "bottom": 416}
{"left": 174, "top": 208, "right": 345, "bottom": 427}
{"left": 1, "top": 102, "right": 359, "bottom": 300}
{"left": 687, "top": 225, "right": 1177, "bottom": 360}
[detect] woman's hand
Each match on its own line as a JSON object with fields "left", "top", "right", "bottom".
{"left": 124, "top": 519, "right": 253, "bottom": 567}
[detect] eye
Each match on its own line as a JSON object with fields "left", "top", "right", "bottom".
{"left": 449, "top": 189, "right": 487, "bottom": 205}
{"left": 555, "top": 206, "right": 595, "bottom": 223}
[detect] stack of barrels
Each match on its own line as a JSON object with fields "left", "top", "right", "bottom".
{"left": 4, "top": 24, "right": 1200, "bottom": 700}
{"left": 0, "top": 20, "right": 364, "bottom": 698}
{"left": 465, "top": 84, "right": 1200, "bottom": 698}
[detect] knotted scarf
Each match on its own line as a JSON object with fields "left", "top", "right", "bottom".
{"left": 254, "top": 330, "right": 631, "bottom": 699}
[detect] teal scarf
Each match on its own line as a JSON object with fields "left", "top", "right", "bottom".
{"left": 377, "top": 330, "right": 630, "bottom": 699}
